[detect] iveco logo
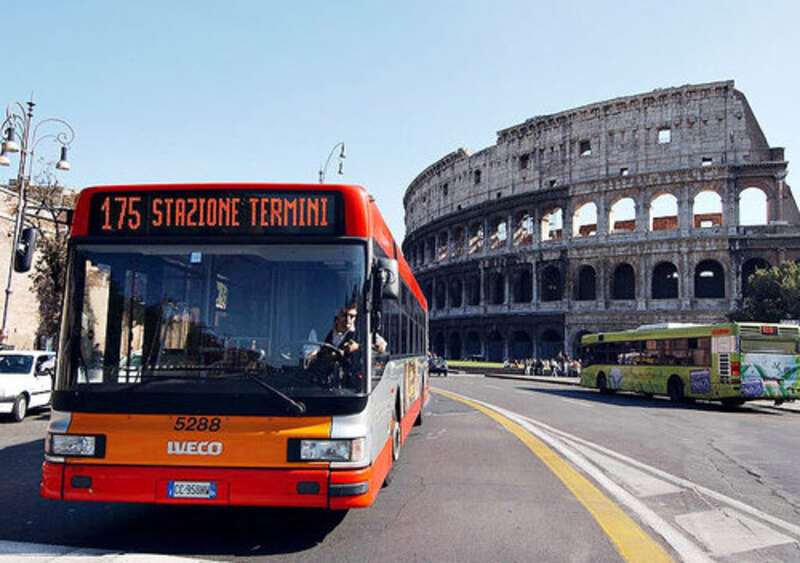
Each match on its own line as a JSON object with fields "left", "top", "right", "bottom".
{"left": 167, "top": 441, "right": 223, "bottom": 456}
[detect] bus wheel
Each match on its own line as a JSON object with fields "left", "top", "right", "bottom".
{"left": 668, "top": 376, "right": 684, "bottom": 403}
{"left": 391, "top": 409, "right": 402, "bottom": 462}
{"left": 383, "top": 407, "right": 402, "bottom": 488}
{"left": 12, "top": 394, "right": 28, "bottom": 422}
{"left": 597, "top": 373, "right": 609, "bottom": 394}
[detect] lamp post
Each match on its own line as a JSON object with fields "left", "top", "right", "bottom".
{"left": 318, "top": 142, "right": 346, "bottom": 183}
{"left": 0, "top": 98, "right": 74, "bottom": 346}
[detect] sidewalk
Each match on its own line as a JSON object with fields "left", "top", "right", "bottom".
{"left": 476, "top": 371, "right": 800, "bottom": 413}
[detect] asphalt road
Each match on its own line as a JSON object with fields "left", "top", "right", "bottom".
{"left": 1, "top": 375, "right": 799, "bottom": 561}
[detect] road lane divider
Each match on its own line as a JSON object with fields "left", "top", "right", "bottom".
{"left": 433, "top": 388, "right": 675, "bottom": 563}
{"left": 522, "top": 411, "right": 800, "bottom": 540}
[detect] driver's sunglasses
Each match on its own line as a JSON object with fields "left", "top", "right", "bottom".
{"left": 338, "top": 312, "right": 357, "bottom": 320}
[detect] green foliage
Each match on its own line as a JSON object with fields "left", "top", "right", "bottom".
{"left": 31, "top": 233, "right": 68, "bottom": 348}
{"left": 729, "top": 262, "right": 800, "bottom": 322}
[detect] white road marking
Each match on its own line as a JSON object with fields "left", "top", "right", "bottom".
{"left": 576, "top": 447, "right": 682, "bottom": 498}
{"left": 534, "top": 418, "right": 800, "bottom": 539}
{"left": 441, "top": 389, "right": 712, "bottom": 562}
{"left": 558, "top": 398, "right": 595, "bottom": 408}
{"left": 440, "top": 389, "right": 800, "bottom": 560}
{"left": 484, "top": 384, "right": 502, "bottom": 390}
{"left": 675, "top": 508, "right": 794, "bottom": 556}
{"left": 0, "top": 539, "right": 210, "bottom": 561}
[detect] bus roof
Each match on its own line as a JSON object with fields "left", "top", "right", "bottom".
{"left": 580, "top": 322, "right": 800, "bottom": 344}
{"left": 70, "top": 183, "right": 427, "bottom": 311}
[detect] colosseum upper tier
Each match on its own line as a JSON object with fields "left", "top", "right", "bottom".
{"left": 402, "top": 80, "right": 800, "bottom": 362}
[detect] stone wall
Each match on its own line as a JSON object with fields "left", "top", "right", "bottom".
{"left": 402, "top": 81, "right": 800, "bottom": 361}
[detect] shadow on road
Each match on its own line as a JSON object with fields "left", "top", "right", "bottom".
{"left": 0, "top": 437, "right": 348, "bottom": 557}
{"left": 516, "top": 385, "right": 786, "bottom": 416}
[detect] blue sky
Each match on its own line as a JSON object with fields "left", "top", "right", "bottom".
{"left": 2, "top": 1, "right": 798, "bottom": 238}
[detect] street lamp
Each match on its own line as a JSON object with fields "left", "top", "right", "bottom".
{"left": 0, "top": 98, "right": 74, "bottom": 346}
{"left": 318, "top": 142, "right": 346, "bottom": 183}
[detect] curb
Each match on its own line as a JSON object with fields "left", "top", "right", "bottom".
{"left": 482, "top": 373, "right": 581, "bottom": 386}
{"left": 480, "top": 373, "right": 799, "bottom": 412}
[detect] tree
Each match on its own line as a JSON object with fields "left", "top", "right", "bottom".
{"left": 27, "top": 177, "right": 76, "bottom": 350}
{"left": 729, "top": 261, "right": 800, "bottom": 322}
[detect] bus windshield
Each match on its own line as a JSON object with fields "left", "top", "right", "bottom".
{"left": 59, "top": 243, "right": 368, "bottom": 405}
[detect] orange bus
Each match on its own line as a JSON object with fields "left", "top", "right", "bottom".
{"left": 41, "top": 183, "right": 428, "bottom": 509}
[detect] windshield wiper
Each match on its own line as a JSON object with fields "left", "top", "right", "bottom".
{"left": 119, "top": 374, "right": 201, "bottom": 391}
{"left": 235, "top": 371, "right": 306, "bottom": 415}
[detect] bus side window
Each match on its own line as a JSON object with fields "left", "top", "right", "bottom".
{"left": 581, "top": 344, "right": 595, "bottom": 367}
{"left": 645, "top": 340, "right": 659, "bottom": 365}
{"left": 688, "top": 337, "right": 711, "bottom": 367}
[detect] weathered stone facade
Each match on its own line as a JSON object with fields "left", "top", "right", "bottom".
{"left": 402, "top": 81, "right": 800, "bottom": 361}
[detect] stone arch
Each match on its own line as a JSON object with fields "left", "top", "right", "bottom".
{"left": 513, "top": 210, "right": 534, "bottom": 246}
{"left": 512, "top": 266, "right": 533, "bottom": 303}
{"left": 487, "top": 330, "right": 504, "bottom": 362}
{"left": 465, "top": 331, "right": 482, "bottom": 359}
{"left": 573, "top": 201, "right": 598, "bottom": 237}
{"left": 449, "top": 278, "right": 463, "bottom": 308}
{"left": 452, "top": 227, "right": 466, "bottom": 258}
{"left": 693, "top": 189, "right": 723, "bottom": 228}
{"left": 572, "top": 330, "right": 593, "bottom": 359}
{"left": 694, "top": 259, "right": 726, "bottom": 298}
{"left": 739, "top": 187, "right": 768, "bottom": 226}
{"left": 438, "top": 231, "right": 449, "bottom": 260}
{"left": 433, "top": 332, "right": 445, "bottom": 357}
{"left": 741, "top": 258, "right": 770, "bottom": 297}
{"left": 652, "top": 261, "right": 679, "bottom": 299}
{"left": 609, "top": 197, "right": 636, "bottom": 233}
{"left": 466, "top": 274, "right": 480, "bottom": 306}
{"left": 422, "top": 281, "right": 433, "bottom": 305}
{"left": 486, "top": 271, "right": 505, "bottom": 305}
{"left": 510, "top": 330, "right": 532, "bottom": 360}
{"left": 650, "top": 193, "right": 678, "bottom": 231}
{"left": 611, "top": 263, "right": 636, "bottom": 300}
{"left": 425, "top": 238, "right": 436, "bottom": 263}
{"left": 489, "top": 216, "right": 508, "bottom": 249}
{"left": 539, "top": 329, "right": 562, "bottom": 359}
{"left": 541, "top": 207, "right": 563, "bottom": 241}
{"left": 434, "top": 281, "right": 446, "bottom": 310}
{"left": 575, "top": 265, "right": 597, "bottom": 301}
{"left": 448, "top": 332, "right": 462, "bottom": 360}
{"left": 541, "top": 265, "right": 563, "bottom": 302}
{"left": 469, "top": 222, "right": 484, "bottom": 254}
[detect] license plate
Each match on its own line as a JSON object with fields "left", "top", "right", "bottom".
{"left": 167, "top": 481, "right": 217, "bottom": 499}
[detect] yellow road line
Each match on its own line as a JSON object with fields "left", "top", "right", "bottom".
{"left": 433, "top": 388, "right": 673, "bottom": 562}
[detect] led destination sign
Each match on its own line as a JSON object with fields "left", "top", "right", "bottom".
{"left": 88, "top": 190, "right": 342, "bottom": 236}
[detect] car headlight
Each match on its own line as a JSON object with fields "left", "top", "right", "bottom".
{"left": 46, "top": 434, "right": 105, "bottom": 457}
{"left": 289, "top": 437, "right": 366, "bottom": 462}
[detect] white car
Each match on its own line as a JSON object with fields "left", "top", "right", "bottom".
{"left": 0, "top": 351, "right": 56, "bottom": 422}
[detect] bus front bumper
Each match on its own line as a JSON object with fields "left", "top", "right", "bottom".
{"left": 40, "top": 461, "right": 380, "bottom": 509}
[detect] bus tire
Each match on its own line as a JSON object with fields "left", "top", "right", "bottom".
{"left": 12, "top": 394, "right": 28, "bottom": 422}
{"left": 668, "top": 376, "right": 684, "bottom": 403}
{"left": 383, "top": 403, "right": 402, "bottom": 488}
{"left": 597, "top": 373, "right": 609, "bottom": 394}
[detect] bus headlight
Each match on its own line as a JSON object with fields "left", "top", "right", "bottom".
{"left": 47, "top": 434, "right": 105, "bottom": 457}
{"left": 295, "top": 437, "right": 366, "bottom": 462}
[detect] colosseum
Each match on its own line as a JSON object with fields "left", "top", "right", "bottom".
{"left": 402, "top": 80, "right": 800, "bottom": 362}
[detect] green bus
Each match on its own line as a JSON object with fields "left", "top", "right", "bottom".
{"left": 579, "top": 323, "right": 800, "bottom": 405}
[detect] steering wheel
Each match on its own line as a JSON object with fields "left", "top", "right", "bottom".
{"left": 279, "top": 340, "right": 342, "bottom": 362}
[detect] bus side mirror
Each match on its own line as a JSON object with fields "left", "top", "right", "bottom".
{"left": 376, "top": 257, "right": 399, "bottom": 301}
{"left": 14, "top": 227, "right": 37, "bottom": 273}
